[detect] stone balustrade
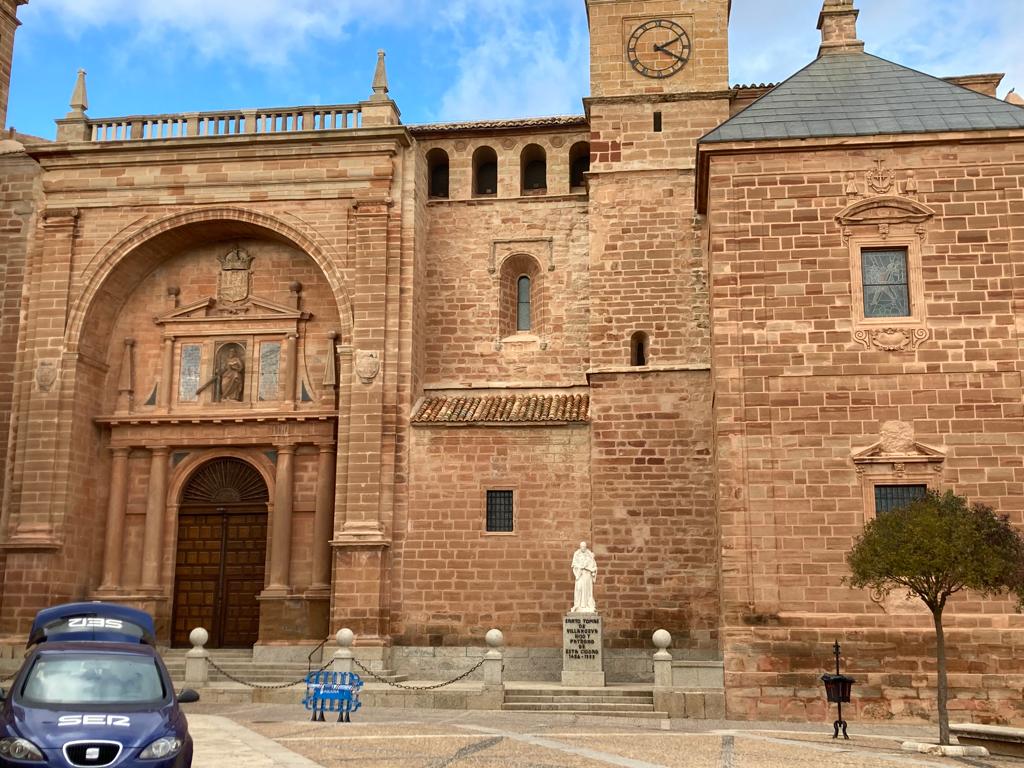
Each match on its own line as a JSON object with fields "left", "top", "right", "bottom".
{"left": 84, "top": 104, "right": 363, "bottom": 143}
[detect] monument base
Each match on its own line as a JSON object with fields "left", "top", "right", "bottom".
{"left": 561, "top": 669, "right": 606, "bottom": 687}
{"left": 562, "top": 612, "right": 605, "bottom": 688}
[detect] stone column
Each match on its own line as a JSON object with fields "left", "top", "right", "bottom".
{"left": 283, "top": 333, "right": 298, "bottom": 406}
{"left": 98, "top": 447, "right": 131, "bottom": 592}
{"left": 266, "top": 444, "right": 296, "bottom": 595}
{"left": 158, "top": 337, "right": 174, "bottom": 408}
{"left": 309, "top": 444, "right": 336, "bottom": 593}
{"left": 140, "top": 447, "right": 169, "bottom": 591}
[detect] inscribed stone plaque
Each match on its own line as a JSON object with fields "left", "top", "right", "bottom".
{"left": 561, "top": 612, "right": 605, "bottom": 687}
{"left": 258, "top": 341, "right": 281, "bottom": 402}
{"left": 178, "top": 344, "right": 202, "bottom": 402}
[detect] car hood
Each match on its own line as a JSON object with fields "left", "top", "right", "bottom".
{"left": 7, "top": 702, "right": 179, "bottom": 749}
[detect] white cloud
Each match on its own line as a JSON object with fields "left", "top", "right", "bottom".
{"left": 435, "top": 0, "right": 589, "bottom": 121}
{"left": 29, "top": 0, "right": 414, "bottom": 68}
{"left": 730, "top": 0, "right": 1024, "bottom": 97}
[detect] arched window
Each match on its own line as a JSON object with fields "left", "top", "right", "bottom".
{"left": 517, "top": 275, "right": 532, "bottom": 331}
{"left": 630, "top": 331, "right": 649, "bottom": 366}
{"left": 427, "top": 148, "right": 449, "bottom": 199}
{"left": 569, "top": 141, "right": 591, "bottom": 191}
{"left": 499, "top": 254, "right": 542, "bottom": 339}
{"left": 520, "top": 144, "right": 547, "bottom": 195}
{"left": 473, "top": 146, "right": 498, "bottom": 197}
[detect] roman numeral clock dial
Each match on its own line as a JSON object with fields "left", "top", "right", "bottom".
{"left": 627, "top": 19, "right": 691, "bottom": 79}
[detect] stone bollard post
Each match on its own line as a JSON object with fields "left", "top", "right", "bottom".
{"left": 184, "top": 628, "right": 209, "bottom": 686}
{"left": 652, "top": 629, "right": 673, "bottom": 689}
{"left": 483, "top": 628, "right": 504, "bottom": 688}
{"left": 332, "top": 628, "right": 355, "bottom": 674}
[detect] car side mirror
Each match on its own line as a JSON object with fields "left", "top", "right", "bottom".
{"left": 176, "top": 689, "right": 200, "bottom": 704}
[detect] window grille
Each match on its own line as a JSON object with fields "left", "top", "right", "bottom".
{"left": 486, "top": 490, "right": 514, "bottom": 532}
{"left": 874, "top": 484, "right": 927, "bottom": 515}
{"left": 862, "top": 248, "right": 911, "bottom": 318}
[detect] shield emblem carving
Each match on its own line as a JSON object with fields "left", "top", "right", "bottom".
{"left": 217, "top": 269, "right": 251, "bottom": 303}
{"left": 35, "top": 359, "right": 58, "bottom": 393}
{"left": 355, "top": 350, "right": 380, "bottom": 384}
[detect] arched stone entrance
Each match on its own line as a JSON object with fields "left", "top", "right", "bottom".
{"left": 171, "top": 457, "right": 270, "bottom": 648}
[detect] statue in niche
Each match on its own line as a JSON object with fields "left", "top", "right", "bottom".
{"left": 198, "top": 343, "right": 246, "bottom": 402}
{"left": 571, "top": 541, "right": 598, "bottom": 614}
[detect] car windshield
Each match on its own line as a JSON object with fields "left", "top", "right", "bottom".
{"left": 21, "top": 654, "right": 166, "bottom": 705}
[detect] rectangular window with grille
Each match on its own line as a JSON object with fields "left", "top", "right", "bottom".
{"left": 874, "top": 484, "right": 927, "bottom": 515}
{"left": 486, "top": 490, "right": 514, "bottom": 532}
{"left": 862, "top": 247, "right": 911, "bottom": 318}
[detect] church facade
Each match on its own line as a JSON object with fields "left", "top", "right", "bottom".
{"left": 1, "top": 0, "right": 1023, "bottom": 723}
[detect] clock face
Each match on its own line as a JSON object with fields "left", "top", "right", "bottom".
{"left": 627, "top": 19, "right": 691, "bottom": 79}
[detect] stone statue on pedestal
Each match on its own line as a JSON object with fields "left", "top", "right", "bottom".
{"left": 571, "top": 541, "right": 597, "bottom": 613}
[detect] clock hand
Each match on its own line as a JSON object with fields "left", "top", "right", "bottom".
{"left": 653, "top": 43, "right": 688, "bottom": 63}
{"left": 653, "top": 35, "right": 684, "bottom": 52}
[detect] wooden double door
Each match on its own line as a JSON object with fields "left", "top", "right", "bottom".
{"left": 171, "top": 507, "right": 268, "bottom": 648}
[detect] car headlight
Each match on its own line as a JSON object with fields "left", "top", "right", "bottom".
{"left": 0, "top": 736, "right": 44, "bottom": 761}
{"left": 139, "top": 736, "right": 182, "bottom": 760}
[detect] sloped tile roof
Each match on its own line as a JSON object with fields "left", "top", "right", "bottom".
{"left": 412, "top": 394, "right": 589, "bottom": 424}
{"left": 701, "top": 53, "right": 1024, "bottom": 144}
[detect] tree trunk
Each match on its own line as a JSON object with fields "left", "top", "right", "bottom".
{"left": 932, "top": 608, "right": 950, "bottom": 745}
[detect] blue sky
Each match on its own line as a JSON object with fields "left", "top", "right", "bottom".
{"left": 8, "top": 0, "right": 1023, "bottom": 139}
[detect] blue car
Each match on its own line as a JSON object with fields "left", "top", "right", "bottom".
{"left": 0, "top": 604, "right": 199, "bottom": 767}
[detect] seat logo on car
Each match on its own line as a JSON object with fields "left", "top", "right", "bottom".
{"left": 58, "top": 715, "right": 131, "bottom": 727}
{"left": 66, "top": 618, "right": 124, "bottom": 629}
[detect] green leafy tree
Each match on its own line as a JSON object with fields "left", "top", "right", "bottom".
{"left": 846, "top": 490, "right": 1024, "bottom": 745}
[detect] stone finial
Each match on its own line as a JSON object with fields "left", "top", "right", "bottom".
{"left": 817, "top": 0, "right": 864, "bottom": 56}
{"left": 370, "top": 49, "right": 389, "bottom": 102}
{"left": 67, "top": 68, "right": 89, "bottom": 118}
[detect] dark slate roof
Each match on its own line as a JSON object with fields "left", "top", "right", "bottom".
{"left": 412, "top": 394, "right": 589, "bottom": 425}
{"left": 702, "top": 53, "right": 1024, "bottom": 144}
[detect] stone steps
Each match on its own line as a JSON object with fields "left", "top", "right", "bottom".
{"left": 503, "top": 687, "right": 660, "bottom": 718}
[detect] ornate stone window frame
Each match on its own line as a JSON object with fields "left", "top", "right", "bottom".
{"left": 837, "top": 196, "right": 934, "bottom": 351}
{"left": 851, "top": 440, "right": 945, "bottom": 523}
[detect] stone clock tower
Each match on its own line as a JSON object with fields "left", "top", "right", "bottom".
{"left": 582, "top": 0, "right": 730, "bottom": 654}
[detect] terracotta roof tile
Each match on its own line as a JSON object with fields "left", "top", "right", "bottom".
{"left": 412, "top": 394, "right": 589, "bottom": 425}
{"left": 408, "top": 115, "right": 588, "bottom": 136}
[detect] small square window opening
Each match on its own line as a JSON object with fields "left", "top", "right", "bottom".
{"left": 486, "top": 490, "right": 514, "bottom": 532}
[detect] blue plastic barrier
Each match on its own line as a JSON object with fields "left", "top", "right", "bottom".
{"left": 302, "top": 670, "right": 363, "bottom": 722}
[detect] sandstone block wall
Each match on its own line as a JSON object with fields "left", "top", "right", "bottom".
{"left": 707, "top": 138, "right": 1024, "bottom": 723}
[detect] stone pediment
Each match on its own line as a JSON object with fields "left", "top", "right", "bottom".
{"left": 836, "top": 196, "right": 935, "bottom": 228}
{"left": 155, "top": 295, "right": 310, "bottom": 326}
{"left": 851, "top": 420, "right": 945, "bottom": 469}
{"left": 851, "top": 439, "right": 946, "bottom": 466}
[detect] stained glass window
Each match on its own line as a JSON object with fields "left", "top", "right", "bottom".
{"left": 862, "top": 248, "right": 911, "bottom": 318}
{"left": 486, "top": 490, "right": 514, "bottom": 532}
{"left": 874, "top": 484, "right": 927, "bottom": 515}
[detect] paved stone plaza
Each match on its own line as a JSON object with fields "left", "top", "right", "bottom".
{"left": 186, "top": 705, "right": 1024, "bottom": 767}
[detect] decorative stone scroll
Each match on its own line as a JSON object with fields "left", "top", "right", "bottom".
{"left": 853, "top": 327, "right": 930, "bottom": 352}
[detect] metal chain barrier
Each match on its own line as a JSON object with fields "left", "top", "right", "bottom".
{"left": 351, "top": 657, "right": 485, "bottom": 691}
{"left": 206, "top": 656, "right": 331, "bottom": 689}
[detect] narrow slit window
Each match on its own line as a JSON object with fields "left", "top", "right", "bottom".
{"left": 486, "top": 490, "right": 514, "bottom": 533}
{"left": 862, "top": 247, "right": 911, "bottom": 318}
{"left": 517, "top": 275, "right": 532, "bottom": 331}
{"left": 653, "top": 111, "right": 663, "bottom": 133}
{"left": 630, "top": 331, "right": 649, "bottom": 366}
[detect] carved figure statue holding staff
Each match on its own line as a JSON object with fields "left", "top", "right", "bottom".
{"left": 571, "top": 541, "right": 597, "bottom": 613}
{"left": 197, "top": 345, "right": 246, "bottom": 402}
